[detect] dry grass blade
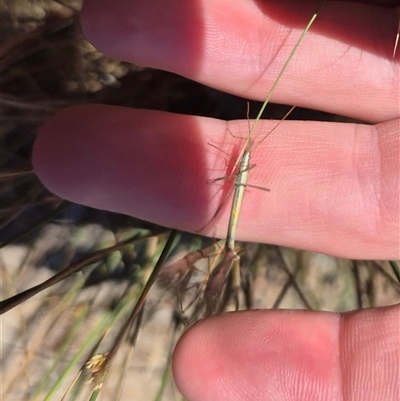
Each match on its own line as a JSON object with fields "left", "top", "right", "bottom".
{"left": 1, "top": 229, "right": 160, "bottom": 314}
{"left": 393, "top": 16, "right": 400, "bottom": 57}
{"left": 69, "top": 230, "right": 177, "bottom": 393}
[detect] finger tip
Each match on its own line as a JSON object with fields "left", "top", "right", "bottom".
{"left": 33, "top": 105, "right": 218, "bottom": 230}
{"left": 172, "top": 316, "right": 226, "bottom": 400}
{"left": 80, "top": 0, "right": 203, "bottom": 72}
{"left": 33, "top": 106, "right": 86, "bottom": 198}
{"left": 172, "top": 310, "right": 341, "bottom": 401}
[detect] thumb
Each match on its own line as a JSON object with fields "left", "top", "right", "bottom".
{"left": 172, "top": 306, "right": 400, "bottom": 401}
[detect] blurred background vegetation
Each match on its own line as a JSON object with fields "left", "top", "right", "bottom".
{"left": 1, "top": 1, "right": 399, "bottom": 400}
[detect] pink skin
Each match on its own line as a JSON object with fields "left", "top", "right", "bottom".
{"left": 32, "top": 1, "right": 399, "bottom": 400}
{"left": 173, "top": 307, "right": 399, "bottom": 401}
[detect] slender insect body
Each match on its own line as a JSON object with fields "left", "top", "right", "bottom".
{"left": 226, "top": 145, "right": 252, "bottom": 251}
{"left": 203, "top": 104, "right": 298, "bottom": 313}
{"left": 204, "top": 132, "right": 259, "bottom": 313}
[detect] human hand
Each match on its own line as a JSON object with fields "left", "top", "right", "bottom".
{"left": 32, "top": 1, "right": 399, "bottom": 400}
{"left": 33, "top": 0, "right": 399, "bottom": 260}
